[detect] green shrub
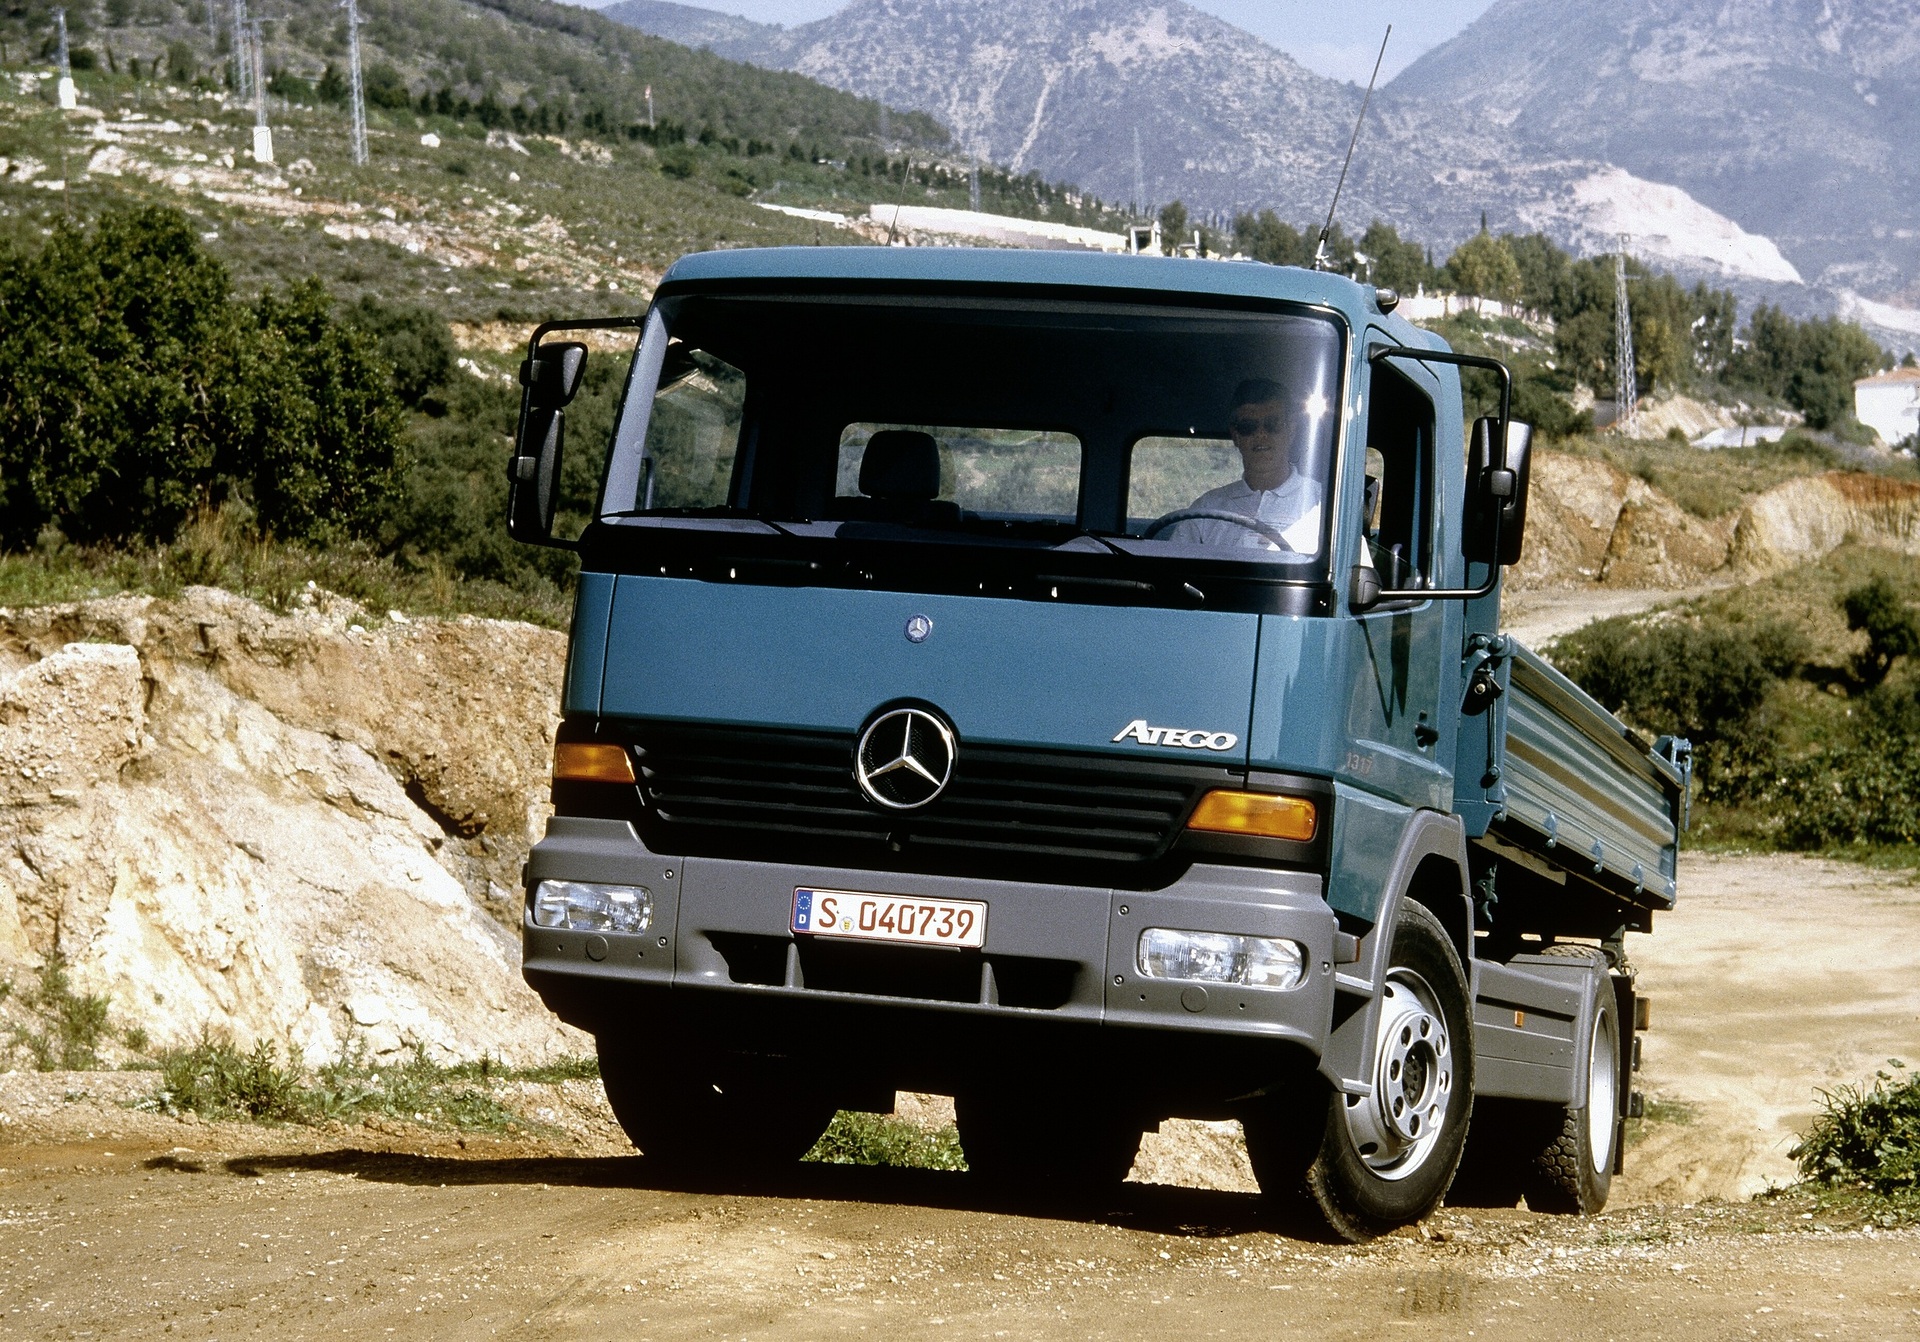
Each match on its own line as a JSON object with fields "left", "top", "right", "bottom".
{"left": 7, "top": 954, "right": 113, "bottom": 1072}
{"left": 805, "top": 1111, "right": 968, "bottom": 1170}
{"left": 0, "top": 208, "right": 406, "bottom": 549}
{"left": 344, "top": 296, "right": 457, "bottom": 410}
{"left": 1792, "top": 1061, "right": 1920, "bottom": 1195}
{"left": 1777, "top": 682, "right": 1920, "bottom": 848}
{"left": 155, "top": 1037, "right": 308, "bottom": 1121}
{"left": 1843, "top": 577, "right": 1920, "bottom": 689}
{"left": 1550, "top": 614, "right": 1805, "bottom": 800}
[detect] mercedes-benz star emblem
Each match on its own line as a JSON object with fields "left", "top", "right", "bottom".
{"left": 904, "top": 614, "right": 933, "bottom": 644}
{"left": 854, "top": 707, "right": 956, "bottom": 810}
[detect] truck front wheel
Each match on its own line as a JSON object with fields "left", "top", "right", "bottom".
{"left": 1245, "top": 902, "right": 1474, "bottom": 1240}
{"left": 596, "top": 1037, "right": 837, "bottom": 1171}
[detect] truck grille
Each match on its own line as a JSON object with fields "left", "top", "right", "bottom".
{"left": 622, "top": 722, "right": 1236, "bottom": 879}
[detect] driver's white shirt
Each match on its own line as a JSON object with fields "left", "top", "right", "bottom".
{"left": 1167, "top": 472, "right": 1323, "bottom": 555}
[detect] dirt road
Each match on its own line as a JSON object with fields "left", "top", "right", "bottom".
{"left": 3, "top": 853, "right": 1918, "bottom": 1341}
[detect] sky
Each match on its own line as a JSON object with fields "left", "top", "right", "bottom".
{"left": 587, "top": 1, "right": 1502, "bottom": 83}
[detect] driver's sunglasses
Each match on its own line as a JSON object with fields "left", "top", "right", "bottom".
{"left": 1231, "top": 413, "right": 1287, "bottom": 437}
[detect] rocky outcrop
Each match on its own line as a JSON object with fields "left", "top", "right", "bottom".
{"left": 1730, "top": 471, "right": 1920, "bottom": 573}
{"left": 1511, "top": 452, "right": 1733, "bottom": 590}
{"left": 0, "top": 588, "right": 581, "bottom": 1067}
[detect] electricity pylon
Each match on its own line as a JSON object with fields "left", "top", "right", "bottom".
{"left": 342, "top": 0, "right": 368, "bottom": 165}
{"left": 1614, "top": 236, "right": 1637, "bottom": 434}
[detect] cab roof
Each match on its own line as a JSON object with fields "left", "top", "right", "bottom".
{"left": 656, "top": 245, "right": 1435, "bottom": 348}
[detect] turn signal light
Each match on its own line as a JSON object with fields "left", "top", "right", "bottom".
{"left": 552, "top": 741, "right": 636, "bottom": 784}
{"left": 1187, "top": 790, "right": 1317, "bottom": 842}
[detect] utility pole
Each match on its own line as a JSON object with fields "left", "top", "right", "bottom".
{"left": 229, "top": 0, "right": 251, "bottom": 100}
{"left": 207, "top": 0, "right": 219, "bottom": 50}
{"left": 1614, "top": 236, "right": 1638, "bottom": 435}
{"left": 54, "top": 8, "right": 77, "bottom": 110}
{"left": 968, "top": 143, "right": 980, "bottom": 213}
{"left": 342, "top": 0, "right": 367, "bottom": 165}
{"left": 644, "top": 84, "right": 655, "bottom": 131}
{"left": 1132, "top": 125, "right": 1144, "bottom": 216}
{"left": 248, "top": 16, "right": 272, "bottom": 164}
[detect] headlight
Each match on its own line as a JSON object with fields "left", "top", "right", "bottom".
{"left": 531, "top": 880, "right": 652, "bottom": 934}
{"left": 1137, "top": 928, "right": 1305, "bottom": 991}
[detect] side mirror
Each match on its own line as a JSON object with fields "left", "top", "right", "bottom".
{"left": 520, "top": 341, "right": 588, "bottom": 409}
{"left": 506, "top": 341, "right": 588, "bottom": 545}
{"left": 1464, "top": 417, "right": 1533, "bottom": 567}
{"left": 1348, "top": 562, "right": 1382, "bottom": 613}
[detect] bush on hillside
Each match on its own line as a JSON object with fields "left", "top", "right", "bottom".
{"left": 1843, "top": 576, "right": 1920, "bottom": 689}
{"left": 1777, "top": 679, "right": 1920, "bottom": 848}
{"left": 1550, "top": 614, "right": 1806, "bottom": 800}
{"left": 345, "top": 296, "right": 458, "bottom": 410}
{"left": 0, "top": 207, "right": 405, "bottom": 549}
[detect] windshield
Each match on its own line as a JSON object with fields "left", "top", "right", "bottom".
{"left": 599, "top": 292, "right": 1346, "bottom": 604}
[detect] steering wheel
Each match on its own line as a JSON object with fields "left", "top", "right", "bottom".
{"left": 1142, "top": 508, "right": 1298, "bottom": 553}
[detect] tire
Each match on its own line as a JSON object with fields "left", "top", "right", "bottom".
{"left": 1521, "top": 946, "right": 1620, "bottom": 1214}
{"left": 596, "top": 1036, "right": 838, "bottom": 1171}
{"left": 955, "top": 1093, "right": 1143, "bottom": 1195}
{"left": 1245, "top": 902, "right": 1474, "bottom": 1241}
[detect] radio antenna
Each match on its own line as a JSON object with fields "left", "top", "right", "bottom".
{"left": 1313, "top": 24, "right": 1391, "bottom": 272}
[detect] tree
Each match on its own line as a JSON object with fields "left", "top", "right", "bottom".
{"left": 1502, "top": 231, "right": 1568, "bottom": 316}
{"left": 1233, "top": 211, "right": 1313, "bottom": 268}
{"left": 1843, "top": 578, "right": 1920, "bottom": 690}
{"left": 345, "top": 297, "right": 457, "bottom": 410}
{"left": 1443, "top": 231, "right": 1521, "bottom": 305}
{"left": 1358, "top": 221, "right": 1435, "bottom": 294}
{"left": 0, "top": 208, "right": 405, "bottom": 550}
{"left": 316, "top": 63, "right": 347, "bottom": 104}
{"left": 1157, "top": 200, "right": 1189, "bottom": 249}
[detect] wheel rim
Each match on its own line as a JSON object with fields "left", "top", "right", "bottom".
{"left": 1342, "top": 969, "right": 1454, "bottom": 1181}
{"left": 1587, "top": 1009, "right": 1618, "bottom": 1174}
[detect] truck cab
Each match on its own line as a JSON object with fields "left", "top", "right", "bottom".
{"left": 509, "top": 248, "right": 1686, "bottom": 1238}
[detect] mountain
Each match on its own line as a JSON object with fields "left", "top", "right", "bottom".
{"left": 602, "top": 0, "right": 1918, "bottom": 343}
{"left": 1391, "top": 0, "right": 1920, "bottom": 298}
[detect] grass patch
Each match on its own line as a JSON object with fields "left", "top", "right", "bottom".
{"left": 804, "top": 1111, "right": 968, "bottom": 1171}
{"left": 141, "top": 1036, "right": 599, "bottom": 1133}
{"left": 1791, "top": 1059, "right": 1920, "bottom": 1197}
{"left": 3, "top": 954, "right": 115, "bottom": 1072}
{"left": 1, "top": 509, "right": 571, "bottom": 629}
{"left": 1623, "top": 1096, "right": 1700, "bottom": 1150}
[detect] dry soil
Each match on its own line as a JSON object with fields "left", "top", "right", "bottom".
{"left": 2, "top": 852, "right": 1917, "bottom": 1341}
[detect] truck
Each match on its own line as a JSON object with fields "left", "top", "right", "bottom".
{"left": 505, "top": 247, "right": 1691, "bottom": 1240}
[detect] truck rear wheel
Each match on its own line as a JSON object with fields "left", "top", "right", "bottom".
{"left": 955, "top": 1093, "right": 1142, "bottom": 1196}
{"left": 596, "top": 1037, "right": 837, "bottom": 1171}
{"left": 1245, "top": 902, "right": 1474, "bottom": 1241}
{"left": 1521, "top": 947, "right": 1620, "bottom": 1214}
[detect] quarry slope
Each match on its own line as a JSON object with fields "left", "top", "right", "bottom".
{"left": 0, "top": 586, "right": 579, "bottom": 1066}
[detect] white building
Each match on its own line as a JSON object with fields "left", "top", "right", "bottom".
{"left": 1855, "top": 366, "right": 1920, "bottom": 445}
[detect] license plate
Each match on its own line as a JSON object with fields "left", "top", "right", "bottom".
{"left": 792, "top": 888, "right": 986, "bottom": 949}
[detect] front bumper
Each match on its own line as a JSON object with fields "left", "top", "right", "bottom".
{"left": 524, "top": 817, "right": 1340, "bottom": 1107}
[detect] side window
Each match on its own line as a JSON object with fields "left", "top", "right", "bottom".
{"left": 638, "top": 341, "right": 745, "bottom": 511}
{"left": 1361, "top": 366, "right": 1435, "bottom": 591}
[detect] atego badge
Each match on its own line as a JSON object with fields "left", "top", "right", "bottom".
{"left": 1112, "top": 719, "right": 1239, "bottom": 752}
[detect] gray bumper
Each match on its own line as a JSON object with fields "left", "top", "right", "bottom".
{"left": 524, "top": 818, "right": 1339, "bottom": 1055}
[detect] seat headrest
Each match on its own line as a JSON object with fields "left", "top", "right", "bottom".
{"left": 859, "top": 430, "right": 941, "bottom": 500}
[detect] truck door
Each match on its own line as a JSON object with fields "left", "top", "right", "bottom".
{"left": 1342, "top": 357, "right": 1451, "bottom": 810}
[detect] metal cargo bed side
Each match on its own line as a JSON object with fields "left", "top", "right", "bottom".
{"left": 1481, "top": 641, "right": 1687, "bottom": 913}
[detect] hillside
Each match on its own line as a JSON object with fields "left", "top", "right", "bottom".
{"left": 1392, "top": 0, "right": 1920, "bottom": 300}
{"left": 603, "top": 0, "right": 1920, "bottom": 348}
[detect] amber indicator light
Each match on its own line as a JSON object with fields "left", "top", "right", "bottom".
{"left": 553, "top": 741, "right": 636, "bottom": 784}
{"left": 1187, "top": 790, "right": 1317, "bottom": 842}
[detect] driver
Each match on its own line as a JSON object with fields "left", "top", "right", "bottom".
{"left": 1165, "top": 378, "right": 1324, "bottom": 554}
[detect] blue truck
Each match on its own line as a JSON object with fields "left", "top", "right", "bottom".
{"left": 506, "top": 247, "right": 1690, "bottom": 1239}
